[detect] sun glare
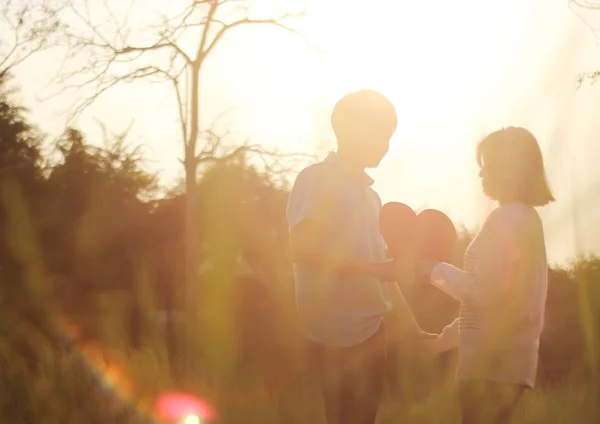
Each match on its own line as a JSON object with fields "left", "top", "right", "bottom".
{"left": 10, "top": 0, "right": 597, "bottom": 261}
{"left": 181, "top": 414, "right": 202, "bottom": 424}
{"left": 229, "top": 0, "right": 532, "bottom": 156}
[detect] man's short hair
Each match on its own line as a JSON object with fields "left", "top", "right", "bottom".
{"left": 330, "top": 89, "right": 398, "bottom": 141}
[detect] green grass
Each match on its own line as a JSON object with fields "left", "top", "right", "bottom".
{"left": 1, "top": 342, "right": 598, "bottom": 424}
{"left": 0, "top": 180, "right": 598, "bottom": 423}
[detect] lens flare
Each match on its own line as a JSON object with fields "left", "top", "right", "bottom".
{"left": 181, "top": 414, "right": 201, "bottom": 424}
{"left": 155, "top": 392, "right": 215, "bottom": 422}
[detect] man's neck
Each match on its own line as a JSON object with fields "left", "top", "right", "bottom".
{"left": 335, "top": 149, "right": 365, "bottom": 174}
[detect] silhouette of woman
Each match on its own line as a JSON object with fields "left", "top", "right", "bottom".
{"left": 421, "top": 127, "right": 554, "bottom": 424}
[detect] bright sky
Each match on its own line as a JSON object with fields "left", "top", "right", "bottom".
{"left": 6, "top": 0, "right": 600, "bottom": 265}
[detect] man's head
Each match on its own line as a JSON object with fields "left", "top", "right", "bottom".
{"left": 331, "top": 89, "right": 398, "bottom": 169}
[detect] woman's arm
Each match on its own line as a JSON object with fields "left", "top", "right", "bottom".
{"left": 426, "top": 208, "right": 519, "bottom": 307}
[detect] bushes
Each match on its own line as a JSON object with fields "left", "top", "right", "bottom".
{"left": 0, "top": 76, "right": 599, "bottom": 423}
{"left": 538, "top": 259, "right": 600, "bottom": 385}
{"left": 0, "top": 350, "right": 152, "bottom": 424}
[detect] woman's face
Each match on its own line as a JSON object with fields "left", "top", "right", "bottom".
{"left": 479, "top": 165, "right": 493, "bottom": 198}
{"left": 478, "top": 156, "right": 506, "bottom": 200}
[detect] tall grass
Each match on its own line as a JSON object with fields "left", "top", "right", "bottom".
{"left": 0, "top": 180, "right": 599, "bottom": 423}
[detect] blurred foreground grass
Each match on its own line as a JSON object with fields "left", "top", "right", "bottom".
{"left": 1, "top": 202, "right": 598, "bottom": 423}
{"left": 0, "top": 341, "right": 598, "bottom": 424}
{"left": 0, "top": 154, "right": 598, "bottom": 423}
{"left": 1, "top": 290, "right": 599, "bottom": 424}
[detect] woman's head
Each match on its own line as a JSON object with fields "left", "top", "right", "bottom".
{"left": 477, "top": 127, "right": 554, "bottom": 206}
{"left": 331, "top": 89, "right": 397, "bottom": 168}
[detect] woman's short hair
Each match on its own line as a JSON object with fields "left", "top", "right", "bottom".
{"left": 476, "top": 127, "right": 555, "bottom": 206}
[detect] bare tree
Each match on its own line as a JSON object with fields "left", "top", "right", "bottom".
{"left": 49, "top": 0, "right": 316, "bottom": 369}
{"left": 572, "top": 0, "right": 600, "bottom": 9}
{"left": 0, "top": 0, "right": 65, "bottom": 78}
{"left": 570, "top": 0, "right": 600, "bottom": 84}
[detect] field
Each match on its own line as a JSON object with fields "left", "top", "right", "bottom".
{"left": 1, "top": 64, "right": 599, "bottom": 423}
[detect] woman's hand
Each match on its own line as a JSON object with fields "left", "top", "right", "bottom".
{"left": 416, "top": 259, "right": 438, "bottom": 283}
{"left": 414, "top": 333, "right": 448, "bottom": 355}
{"left": 416, "top": 318, "right": 460, "bottom": 354}
{"left": 414, "top": 330, "right": 439, "bottom": 340}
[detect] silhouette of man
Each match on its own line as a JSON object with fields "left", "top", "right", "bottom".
{"left": 287, "top": 89, "right": 423, "bottom": 424}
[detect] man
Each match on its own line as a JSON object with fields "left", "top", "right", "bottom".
{"left": 287, "top": 89, "right": 427, "bottom": 424}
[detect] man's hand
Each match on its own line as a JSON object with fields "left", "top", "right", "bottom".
{"left": 372, "top": 258, "right": 416, "bottom": 282}
{"left": 413, "top": 330, "right": 439, "bottom": 341}
{"left": 371, "top": 259, "right": 399, "bottom": 282}
{"left": 414, "top": 333, "right": 446, "bottom": 355}
{"left": 414, "top": 321, "right": 460, "bottom": 355}
{"left": 291, "top": 219, "right": 416, "bottom": 282}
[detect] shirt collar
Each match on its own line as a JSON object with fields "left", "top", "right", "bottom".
{"left": 324, "top": 152, "right": 375, "bottom": 187}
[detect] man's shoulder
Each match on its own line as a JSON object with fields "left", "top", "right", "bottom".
{"left": 292, "top": 161, "right": 336, "bottom": 189}
{"left": 296, "top": 161, "right": 331, "bottom": 180}
{"left": 367, "top": 187, "right": 382, "bottom": 204}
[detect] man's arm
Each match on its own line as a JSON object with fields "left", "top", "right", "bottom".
{"left": 382, "top": 247, "right": 434, "bottom": 337}
{"left": 291, "top": 223, "right": 428, "bottom": 338}
{"left": 289, "top": 219, "right": 398, "bottom": 281}
{"left": 287, "top": 166, "right": 401, "bottom": 281}
{"left": 387, "top": 281, "right": 431, "bottom": 335}
{"left": 436, "top": 318, "right": 460, "bottom": 352}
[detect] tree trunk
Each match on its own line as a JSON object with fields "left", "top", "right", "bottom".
{"left": 184, "top": 162, "right": 199, "bottom": 374}
{"left": 183, "top": 66, "right": 201, "bottom": 375}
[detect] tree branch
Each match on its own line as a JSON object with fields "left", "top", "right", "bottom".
{"left": 569, "top": 0, "right": 599, "bottom": 48}
{"left": 46, "top": 0, "right": 319, "bottom": 166}
{"left": 571, "top": 0, "right": 600, "bottom": 9}
{"left": 63, "top": 66, "right": 173, "bottom": 122}
{"left": 198, "top": 1, "right": 220, "bottom": 60}
{"left": 117, "top": 43, "right": 193, "bottom": 65}
{"left": 203, "top": 11, "right": 323, "bottom": 62}
{"left": 0, "top": 1, "right": 64, "bottom": 77}
{"left": 194, "top": 129, "right": 316, "bottom": 179}
{"left": 66, "top": 0, "right": 193, "bottom": 64}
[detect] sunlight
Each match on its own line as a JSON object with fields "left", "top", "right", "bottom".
{"left": 230, "top": 0, "right": 534, "bottom": 159}
{"left": 156, "top": 392, "right": 215, "bottom": 423}
{"left": 34, "top": 0, "right": 536, "bottom": 161}
{"left": 7, "top": 0, "right": 600, "bottom": 261}
{"left": 3, "top": 1, "right": 600, "bottom": 423}
{"left": 181, "top": 414, "right": 202, "bottom": 424}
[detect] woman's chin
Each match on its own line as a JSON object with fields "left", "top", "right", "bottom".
{"left": 481, "top": 185, "right": 494, "bottom": 199}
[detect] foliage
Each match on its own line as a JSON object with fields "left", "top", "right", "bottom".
{"left": 0, "top": 75, "right": 599, "bottom": 423}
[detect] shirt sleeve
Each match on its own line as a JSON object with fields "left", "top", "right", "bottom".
{"left": 371, "top": 190, "right": 389, "bottom": 252}
{"left": 287, "top": 165, "right": 331, "bottom": 229}
{"left": 429, "top": 207, "right": 519, "bottom": 307}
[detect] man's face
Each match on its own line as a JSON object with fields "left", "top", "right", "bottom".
{"left": 352, "top": 121, "right": 395, "bottom": 168}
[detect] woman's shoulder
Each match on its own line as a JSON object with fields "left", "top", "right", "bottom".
{"left": 489, "top": 203, "right": 538, "bottom": 222}
{"left": 485, "top": 203, "right": 542, "bottom": 241}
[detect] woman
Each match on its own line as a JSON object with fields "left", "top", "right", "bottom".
{"left": 421, "top": 127, "right": 554, "bottom": 424}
